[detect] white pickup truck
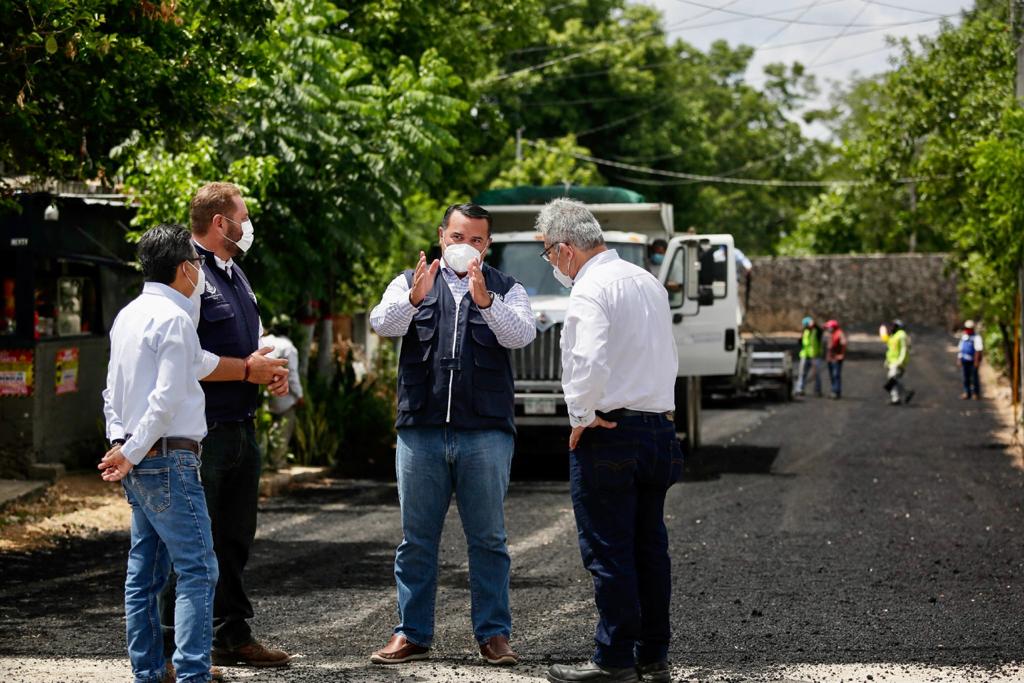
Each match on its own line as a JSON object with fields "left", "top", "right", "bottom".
{"left": 477, "top": 187, "right": 778, "bottom": 453}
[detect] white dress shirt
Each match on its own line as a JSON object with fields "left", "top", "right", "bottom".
{"left": 103, "top": 283, "right": 211, "bottom": 464}
{"left": 560, "top": 249, "right": 678, "bottom": 428}
{"left": 370, "top": 266, "right": 536, "bottom": 349}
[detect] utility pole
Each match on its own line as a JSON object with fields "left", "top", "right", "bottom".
{"left": 1011, "top": 0, "right": 1024, "bottom": 409}
{"left": 1016, "top": 0, "right": 1024, "bottom": 102}
{"left": 515, "top": 127, "right": 525, "bottom": 162}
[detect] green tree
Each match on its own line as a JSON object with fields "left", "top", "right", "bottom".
{"left": 0, "top": 0, "right": 272, "bottom": 186}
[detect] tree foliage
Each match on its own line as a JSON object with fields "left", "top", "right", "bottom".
{"left": 0, "top": 0, "right": 272, "bottom": 184}
{"left": 789, "top": 0, "right": 1020, "bottom": 359}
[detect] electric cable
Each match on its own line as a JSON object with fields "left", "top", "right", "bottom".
{"left": 523, "top": 138, "right": 962, "bottom": 187}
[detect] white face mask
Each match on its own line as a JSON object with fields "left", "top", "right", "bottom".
{"left": 185, "top": 262, "right": 205, "bottom": 327}
{"left": 223, "top": 217, "right": 255, "bottom": 253}
{"left": 551, "top": 244, "right": 574, "bottom": 288}
{"left": 441, "top": 239, "right": 482, "bottom": 274}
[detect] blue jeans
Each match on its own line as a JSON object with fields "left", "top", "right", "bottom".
{"left": 393, "top": 427, "right": 514, "bottom": 647}
{"left": 123, "top": 450, "right": 218, "bottom": 683}
{"left": 828, "top": 360, "right": 843, "bottom": 397}
{"left": 962, "top": 361, "right": 980, "bottom": 397}
{"left": 797, "top": 357, "right": 822, "bottom": 395}
{"left": 570, "top": 413, "right": 683, "bottom": 668}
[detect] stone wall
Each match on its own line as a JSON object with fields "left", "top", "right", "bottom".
{"left": 742, "top": 253, "right": 960, "bottom": 333}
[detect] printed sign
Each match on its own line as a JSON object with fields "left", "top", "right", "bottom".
{"left": 0, "top": 349, "right": 34, "bottom": 396}
{"left": 55, "top": 347, "right": 79, "bottom": 395}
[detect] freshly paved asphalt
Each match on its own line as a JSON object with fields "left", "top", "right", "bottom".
{"left": 2, "top": 333, "right": 1022, "bottom": 682}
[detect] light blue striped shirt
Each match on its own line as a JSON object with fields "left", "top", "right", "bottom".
{"left": 370, "top": 266, "right": 536, "bottom": 349}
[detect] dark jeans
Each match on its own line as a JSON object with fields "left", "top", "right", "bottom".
{"left": 962, "top": 361, "right": 981, "bottom": 397}
{"left": 828, "top": 360, "right": 843, "bottom": 397}
{"left": 161, "top": 420, "right": 262, "bottom": 651}
{"left": 569, "top": 413, "right": 683, "bottom": 669}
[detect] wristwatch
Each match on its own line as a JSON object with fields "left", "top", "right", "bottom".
{"left": 481, "top": 291, "right": 496, "bottom": 309}
{"left": 110, "top": 438, "right": 125, "bottom": 448}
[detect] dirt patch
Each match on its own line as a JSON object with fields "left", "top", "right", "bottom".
{"left": 980, "top": 361, "right": 1024, "bottom": 469}
{"left": 0, "top": 473, "right": 129, "bottom": 552}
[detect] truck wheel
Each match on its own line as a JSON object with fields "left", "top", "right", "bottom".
{"left": 689, "top": 376, "right": 702, "bottom": 450}
{"left": 779, "top": 378, "right": 793, "bottom": 402}
{"left": 675, "top": 377, "right": 701, "bottom": 455}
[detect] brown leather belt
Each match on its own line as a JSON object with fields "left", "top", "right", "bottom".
{"left": 145, "top": 437, "right": 202, "bottom": 458}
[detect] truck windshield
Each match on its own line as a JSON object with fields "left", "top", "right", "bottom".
{"left": 486, "top": 242, "right": 647, "bottom": 296}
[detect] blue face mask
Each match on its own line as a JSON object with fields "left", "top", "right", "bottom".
{"left": 651, "top": 252, "right": 665, "bottom": 266}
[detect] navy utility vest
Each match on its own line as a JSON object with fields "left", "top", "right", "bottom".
{"left": 396, "top": 265, "right": 518, "bottom": 434}
{"left": 194, "top": 243, "right": 261, "bottom": 423}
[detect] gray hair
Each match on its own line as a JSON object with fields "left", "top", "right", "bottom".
{"left": 534, "top": 198, "right": 605, "bottom": 250}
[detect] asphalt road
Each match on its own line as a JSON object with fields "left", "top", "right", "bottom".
{"left": 2, "top": 333, "right": 1024, "bottom": 682}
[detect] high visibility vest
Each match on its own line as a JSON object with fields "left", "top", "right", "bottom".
{"left": 800, "top": 327, "right": 822, "bottom": 359}
{"left": 886, "top": 329, "right": 909, "bottom": 368}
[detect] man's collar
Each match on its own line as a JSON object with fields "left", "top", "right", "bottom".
{"left": 575, "top": 249, "right": 617, "bottom": 284}
{"left": 142, "top": 282, "right": 192, "bottom": 314}
{"left": 440, "top": 261, "right": 486, "bottom": 280}
{"left": 192, "top": 240, "right": 233, "bottom": 274}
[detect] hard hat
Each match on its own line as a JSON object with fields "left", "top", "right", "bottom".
{"left": 825, "top": 319, "right": 839, "bottom": 329}
{"left": 964, "top": 319, "right": 975, "bottom": 329}
{"left": 801, "top": 316, "right": 813, "bottom": 327}
{"left": 891, "top": 319, "right": 904, "bottom": 330}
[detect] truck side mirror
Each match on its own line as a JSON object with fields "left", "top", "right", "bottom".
{"left": 684, "top": 245, "right": 700, "bottom": 301}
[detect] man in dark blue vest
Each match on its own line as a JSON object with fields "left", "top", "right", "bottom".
{"left": 368, "top": 203, "right": 536, "bottom": 667}
{"left": 160, "top": 182, "right": 292, "bottom": 672}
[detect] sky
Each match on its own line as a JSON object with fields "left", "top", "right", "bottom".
{"left": 645, "top": 0, "right": 975, "bottom": 138}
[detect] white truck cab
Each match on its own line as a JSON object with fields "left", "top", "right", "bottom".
{"left": 479, "top": 191, "right": 746, "bottom": 453}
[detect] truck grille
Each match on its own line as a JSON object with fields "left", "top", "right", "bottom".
{"left": 512, "top": 324, "right": 563, "bottom": 381}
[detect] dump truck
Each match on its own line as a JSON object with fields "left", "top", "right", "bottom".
{"left": 475, "top": 185, "right": 792, "bottom": 453}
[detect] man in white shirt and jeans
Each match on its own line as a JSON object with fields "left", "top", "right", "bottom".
{"left": 100, "top": 224, "right": 219, "bottom": 683}
{"left": 538, "top": 199, "right": 681, "bottom": 683}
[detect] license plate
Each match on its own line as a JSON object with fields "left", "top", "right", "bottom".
{"left": 524, "top": 397, "right": 557, "bottom": 415}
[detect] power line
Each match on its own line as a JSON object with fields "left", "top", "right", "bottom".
{"left": 611, "top": 149, "right": 796, "bottom": 186}
{"left": 670, "top": 0, "right": 946, "bottom": 28}
{"left": 553, "top": 101, "right": 673, "bottom": 138}
{"left": 755, "top": 0, "right": 825, "bottom": 50}
{"left": 860, "top": 0, "right": 949, "bottom": 16}
{"left": 809, "top": 1, "right": 870, "bottom": 66}
{"left": 524, "top": 138, "right": 958, "bottom": 187}
{"left": 760, "top": 13, "right": 953, "bottom": 51}
{"left": 812, "top": 44, "right": 893, "bottom": 68}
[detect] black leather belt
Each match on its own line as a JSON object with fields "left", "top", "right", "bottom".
{"left": 598, "top": 408, "right": 675, "bottom": 421}
{"left": 145, "top": 437, "right": 202, "bottom": 458}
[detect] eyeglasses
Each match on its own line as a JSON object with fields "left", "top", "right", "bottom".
{"left": 189, "top": 255, "right": 206, "bottom": 268}
{"left": 540, "top": 242, "right": 560, "bottom": 263}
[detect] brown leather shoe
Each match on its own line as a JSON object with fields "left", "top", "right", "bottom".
{"left": 164, "top": 661, "right": 226, "bottom": 680}
{"left": 370, "top": 634, "right": 430, "bottom": 664}
{"left": 211, "top": 640, "right": 290, "bottom": 668}
{"left": 479, "top": 635, "right": 518, "bottom": 665}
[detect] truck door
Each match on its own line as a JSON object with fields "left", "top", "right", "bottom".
{"left": 661, "top": 235, "right": 741, "bottom": 377}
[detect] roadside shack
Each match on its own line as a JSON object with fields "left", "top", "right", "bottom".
{"left": 0, "top": 189, "right": 139, "bottom": 478}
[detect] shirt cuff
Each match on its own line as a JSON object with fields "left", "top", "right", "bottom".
{"left": 478, "top": 295, "right": 502, "bottom": 322}
{"left": 568, "top": 408, "right": 596, "bottom": 430}
{"left": 106, "top": 424, "right": 126, "bottom": 441}
{"left": 398, "top": 296, "right": 419, "bottom": 315}
{"left": 120, "top": 437, "right": 149, "bottom": 465}
{"left": 199, "top": 350, "right": 220, "bottom": 380}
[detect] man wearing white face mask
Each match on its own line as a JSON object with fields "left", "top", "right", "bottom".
{"left": 157, "top": 182, "right": 293, "bottom": 672}
{"left": 101, "top": 224, "right": 219, "bottom": 683}
{"left": 369, "top": 203, "right": 535, "bottom": 667}
{"left": 538, "top": 198, "right": 680, "bottom": 683}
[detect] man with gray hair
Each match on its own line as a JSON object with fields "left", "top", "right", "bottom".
{"left": 538, "top": 198, "right": 681, "bottom": 683}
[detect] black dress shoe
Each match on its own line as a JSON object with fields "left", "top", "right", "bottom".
{"left": 637, "top": 660, "right": 671, "bottom": 683}
{"left": 547, "top": 661, "right": 639, "bottom": 683}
